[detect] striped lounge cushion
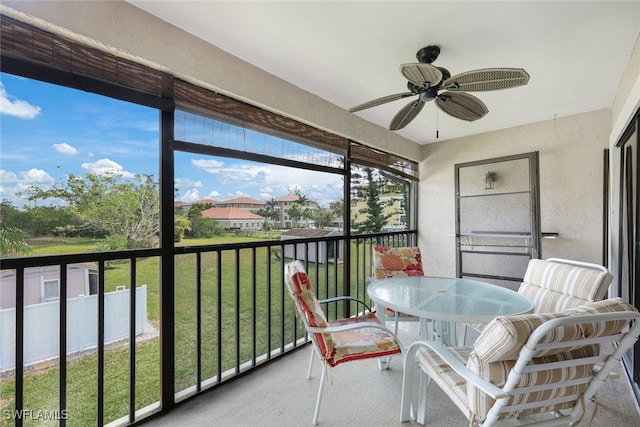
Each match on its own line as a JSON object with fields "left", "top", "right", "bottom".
{"left": 517, "top": 259, "right": 612, "bottom": 313}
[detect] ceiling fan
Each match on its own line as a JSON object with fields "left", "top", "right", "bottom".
{"left": 349, "top": 45, "right": 530, "bottom": 131}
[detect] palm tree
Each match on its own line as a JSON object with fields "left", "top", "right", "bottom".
{"left": 287, "top": 202, "right": 304, "bottom": 228}
{"left": 0, "top": 224, "right": 31, "bottom": 256}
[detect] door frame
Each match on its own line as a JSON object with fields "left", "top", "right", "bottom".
{"left": 615, "top": 107, "right": 640, "bottom": 401}
{"left": 454, "top": 151, "right": 541, "bottom": 282}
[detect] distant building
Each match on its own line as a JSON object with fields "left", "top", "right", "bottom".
{"left": 0, "top": 263, "right": 98, "bottom": 309}
{"left": 174, "top": 199, "right": 217, "bottom": 212}
{"left": 273, "top": 194, "right": 318, "bottom": 229}
{"left": 215, "top": 197, "right": 266, "bottom": 211}
{"left": 201, "top": 207, "right": 264, "bottom": 230}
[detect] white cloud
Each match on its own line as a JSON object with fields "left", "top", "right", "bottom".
{"left": 52, "top": 142, "right": 79, "bottom": 155}
{"left": 0, "top": 169, "right": 18, "bottom": 183}
{"left": 180, "top": 188, "right": 200, "bottom": 202}
{"left": 0, "top": 168, "right": 54, "bottom": 206}
{"left": 206, "top": 190, "right": 221, "bottom": 199}
{"left": 20, "top": 168, "right": 54, "bottom": 184}
{"left": 0, "top": 82, "right": 41, "bottom": 119}
{"left": 191, "top": 158, "right": 225, "bottom": 172}
{"left": 175, "top": 177, "right": 203, "bottom": 190}
{"left": 81, "top": 158, "right": 135, "bottom": 178}
{"left": 260, "top": 186, "right": 275, "bottom": 200}
{"left": 231, "top": 190, "right": 249, "bottom": 198}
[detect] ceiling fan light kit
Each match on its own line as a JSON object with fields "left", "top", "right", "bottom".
{"left": 349, "top": 45, "right": 529, "bottom": 130}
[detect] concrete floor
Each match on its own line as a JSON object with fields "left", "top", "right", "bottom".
{"left": 141, "top": 322, "right": 640, "bottom": 427}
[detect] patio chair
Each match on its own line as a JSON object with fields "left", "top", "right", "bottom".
{"left": 463, "top": 257, "right": 613, "bottom": 342}
{"left": 371, "top": 246, "right": 427, "bottom": 335}
{"left": 401, "top": 297, "right": 640, "bottom": 426}
{"left": 284, "top": 260, "right": 403, "bottom": 425}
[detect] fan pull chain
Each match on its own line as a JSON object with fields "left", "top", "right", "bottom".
{"left": 436, "top": 108, "right": 439, "bottom": 139}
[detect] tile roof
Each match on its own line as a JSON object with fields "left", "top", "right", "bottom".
{"left": 274, "top": 194, "right": 303, "bottom": 202}
{"left": 217, "top": 196, "right": 266, "bottom": 205}
{"left": 201, "top": 207, "right": 264, "bottom": 220}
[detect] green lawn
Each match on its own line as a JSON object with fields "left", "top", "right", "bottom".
{"left": 0, "top": 234, "right": 360, "bottom": 425}
{"left": 27, "top": 236, "right": 98, "bottom": 256}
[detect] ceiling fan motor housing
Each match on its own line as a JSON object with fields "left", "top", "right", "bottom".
{"left": 416, "top": 45, "right": 440, "bottom": 64}
{"left": 419, "top": 86, "right": 439, "bottom": 102}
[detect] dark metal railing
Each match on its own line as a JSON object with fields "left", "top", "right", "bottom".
{"left": 1, "top": 249, "right": 161, "bottom": 427}
{"left": 1, "top": 231, "right": 415, "bottom": 426}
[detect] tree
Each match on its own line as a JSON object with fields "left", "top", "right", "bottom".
{"left": 256, "top": 198, "right": 280, "bottom": 230}
{"left": 185, "top": 204, "right": 222, "bottom": 238}
{"left": 28, "top": 206, "right": 79, "bottom": 237}
{"left": 23, "top": 172, "right": 160, "bottom": 248}
{"left": 287, "top": 202, "right": 304, "bottom": 228}
{"left": 352, "top": 167, "right": 392, "bottom": 234}
{"left": 330, "top": 200, "right": 344, "bottom": 230}
{"left": 0, "top": 200, "right": 25, "bottom": 229}
{"left": 308, "top": 206, "right": 334, "bottom": 229}
{"left": 174, "top": 215, "right": 192, "bottom": 242}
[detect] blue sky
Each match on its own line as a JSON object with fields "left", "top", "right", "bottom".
{"left": 0, "top": 73, "right": 344, "bottom": 208}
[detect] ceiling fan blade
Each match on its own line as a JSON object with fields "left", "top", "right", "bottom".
{"left": 390, "top": 99, "right": 425, "bottom": 130}
{"left": 400, "top": 63, "right": 443, "bottom": 87}
{"left": 349, "top": 92, "right": 414, "bottom": 112}
{"left": 435, "top": 91, "right": 488, "bottom": 121}
{"left": 442, "top": 68, "right": 530, "bottom": 92}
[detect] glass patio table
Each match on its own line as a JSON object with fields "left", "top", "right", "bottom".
{"left": 367, "top": 276, "right": 534, "bottom": 345}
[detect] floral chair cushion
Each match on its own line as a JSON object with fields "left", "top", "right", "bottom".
{"left": 327, "top": 313, "right": 401, "bottom": 367}
{"left": 372, "top": 246, "right": 424, "bottom": 280}
{"left": 286, "top": 260, "right": 333, "bottom": 358}
{"left": 372, "top": 246, "right": 424, "bottom": 317}
{"left": 286, "top": 260, "right": 401, "bottom": 367}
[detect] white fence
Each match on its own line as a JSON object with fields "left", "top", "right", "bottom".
{"left": 0, "top": 285, "right": 147, "bottom": 372}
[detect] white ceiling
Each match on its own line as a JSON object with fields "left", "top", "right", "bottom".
{"left": 129, "top": 1, "right": 640, "bottom": 145}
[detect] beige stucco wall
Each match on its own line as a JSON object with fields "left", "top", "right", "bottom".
{"left": 418, "top": 109, "right": 611, "bottom": 277}
{"left": 1, "top": 0, "right": 421, "bottom": 162}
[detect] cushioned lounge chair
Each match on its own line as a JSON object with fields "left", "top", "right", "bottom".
{"left": 401, "top": 297, "right": 640, "bottom": 426}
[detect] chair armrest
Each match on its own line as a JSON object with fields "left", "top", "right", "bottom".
{"left": 318, "top": 296, "right": 373, "bottom": 313}
{"left": 405, "top": 340, "right": 507, "bottom": 400}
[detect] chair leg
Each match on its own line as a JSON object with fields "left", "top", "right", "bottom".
{"left": 378, "top": 356, "right": 390, "bottom": 370}
{"left": 394, "top": 312, "right": 399, "bottom": 336}
{"left": 416, "top": 370, "right": 432, "bottom": 425}
{"left": 459, "top": 324, "right": 469, "bottom": 346}
{"left": 401, "top": 348, "right": 417, "bottom": 422}
{"left": 307, "top": 347, "right": 315, "bottom": 379}
{"left": 419, "top": 318, "right": 427, "bottom": 337}
{"left": 312, "top": 362, "right": 327, "bottom": 425}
